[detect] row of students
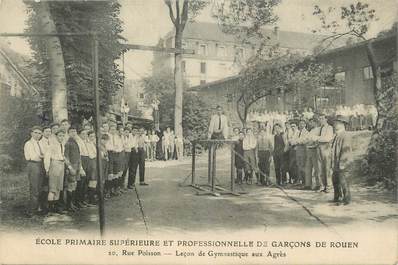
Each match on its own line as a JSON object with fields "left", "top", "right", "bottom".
{"left": 232, "top": 113, "right": 352, "bottom": 205}
{"left": 23, "top": 118, "right": 152, "bottom": 217}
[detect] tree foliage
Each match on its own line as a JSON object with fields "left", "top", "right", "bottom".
{"left": 234, "top": 53, "right": 336, "bottom": 125}
{"left": 213, "top": 0, "right": 280, "bottom": 52}
{"left": 25, "top": 0, "right": 125, "bottom": 124}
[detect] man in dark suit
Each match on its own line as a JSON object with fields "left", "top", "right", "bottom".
{"left": 331, "top": 115, "right": 352, "bottom": 205}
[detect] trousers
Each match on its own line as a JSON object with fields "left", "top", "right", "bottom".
{"left": 295, "top": 146, "right": 306, "bottom": 183}
{"left": 332, "top": 170, "right": 351, "bottom": 203}
{"left": 317, "top": 145, "right": 331, "bottom": 189}
{"left": 305, "top": 148, "right": 319, "bottom": 188}
{"left": 27, "top": 161, "right": 44, "bottom": 211}
{"left": 257, "top": 150, "right": 271, "bottom": 184}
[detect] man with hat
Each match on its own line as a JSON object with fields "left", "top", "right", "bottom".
{"left": 24, "top": 126, "right": 45, "bottom": 216}
{"left": 331, "top": 115, "right": 352, "bottom": 205}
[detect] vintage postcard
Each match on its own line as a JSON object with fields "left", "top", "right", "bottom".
{"left": 0, "top": 0, "right": 397, "bottom": 264}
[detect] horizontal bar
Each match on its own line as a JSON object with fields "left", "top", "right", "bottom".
{"left": 0, "top": 32, "right": 93, "bottom": 37}
{"left": 124, "top": 44, "right": 195, "bottom": 54}
{"left": 193, "top": 139, "right": 237, "bottom": 144}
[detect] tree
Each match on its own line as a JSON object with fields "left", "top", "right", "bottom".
{"left": 26, "top": 1, "right": 68, "bottom": 122}
{"left": 164, "top": 0, "right": 207, "bottom": 139}
{"left": 312, "top": 2, "right": 389, "bottom": 130}
{"left": 26, "top": 0, "right": 125, "bottom": 124}
{"left": 214, "top": 0, "right": 281, "bottom": 53}
{"left": 234, "top": 53, "right": 336, "bottom": 126}
{"left": 141, "top": 69, "right": 210, "bottom": 138}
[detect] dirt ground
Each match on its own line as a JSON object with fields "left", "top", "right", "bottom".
{"left": 1, "top": 144, "right": 397, "bottom": 237}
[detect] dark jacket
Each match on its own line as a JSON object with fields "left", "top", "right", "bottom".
{"left": 64, "top": 137, "right": 81, "bottom": 172}
{"left": 234, "top": 139, "right": 245, "bottom": 169}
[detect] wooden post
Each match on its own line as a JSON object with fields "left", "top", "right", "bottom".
{"left": 212, "top": 144, "right": 217, "bottom": 187}
{"left": 92, "top": 33, "right": 105, "bottom": 236}
{"left": 211, "top": 144, "right": 215, "bottom": 192}
{"left": 230, "top": 143, "right": 235, "bottom": 192}
{"left": 191, "top": 142, "right": 196, "bottom": 185}
{"left": 208, "top": 143, "right": 212, "bottom": 185}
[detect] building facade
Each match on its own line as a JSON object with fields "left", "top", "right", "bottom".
{"left": 152, "top": 22, "right": 331, "bottom": 87}
{"left": 0, "top": 42, "right": 36, "bottom": 99}
{"left": 188, "top": 32, "right": 396, "bottom": 126}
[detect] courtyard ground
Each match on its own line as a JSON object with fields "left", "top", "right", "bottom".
{"left": 0, "top": 130, "right": 396, "bottom": 236}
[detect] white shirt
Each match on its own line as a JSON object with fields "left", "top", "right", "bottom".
{"left": 24, "top": 138, "right": 43, "bottom": 162}
{"left": 87, "top": 141, "right": 97, "bottom": 159}
{"left": 151, "top": 134, "right": 159, "bottom": 143}
{"left": 243, "top": 134, "right": 257, "bottom": 150}
{"left": 39, "top": 136, "right": 51, "bottom": 155}
{"left": 208, "top": 114, "right": 229, "bottom": 139}
{"left": 129, "top": 134, "right": 138, "bottom": 149}
{"left": 317, "top": 123, "right": 334, "bottom": 144}
{"left": 76, "top": 137, "right": 89, "bottom": 156}
{"left": 44, "top": 141, "right": 65, "bottom": 172}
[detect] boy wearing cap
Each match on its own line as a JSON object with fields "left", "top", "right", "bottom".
{"left": 24, "top": 126, "right": 45, "bottom": 216}
{"left": 331, "top": 116, "right": 352, "bottom": 205}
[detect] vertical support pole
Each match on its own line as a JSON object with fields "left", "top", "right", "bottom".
{"left": 191, "top": 141, "right": 196, "bottom": 185}
{"left": 92, "top": 33, "right": 105, "bottom": 236}
{"left": 208, "top": 143, "right": 212, "bottom": 185}
{"left": 230, "top": 143, "right": 235, "bottom": 192}
{"left": 211, "top": 144, "right": 216, "bottom": 192}
{"left": 212, "top": 143, "right": 217, "bottom": 187}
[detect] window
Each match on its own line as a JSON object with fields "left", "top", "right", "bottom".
{"left": 217, "top": 46, "right": 226, "bottom": 57}
{"left": 363, "top": 66, "right": 373, "bottom": 80}
{"left": 199, "top": 44, "right": 207, "bottom": 55}
{"left": 334, "top": 71, "right": 346, "bottom": 82}
{"left": 200, "top": 62, "right": 206, "bottom": 74}
{"left": 226, "top": 93, "right": 233, "bottom": 102}
{"left": 139, "top": 93, "right": 144, "bottom": 99}
{"left": 200, "top": 80, "right": 206, "bottom": 85}
{"left": 182, "top": 42, "right": 187, "bottom": 49}
{"left": 181, "top": 61, "right": 186, "bottom": 73}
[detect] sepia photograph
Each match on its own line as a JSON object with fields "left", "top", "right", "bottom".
{"left": 0, "top": 0, "right": 397, "bottom": 264}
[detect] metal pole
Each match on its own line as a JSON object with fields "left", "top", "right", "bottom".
{"left": 191, "top": 142, "right": 196, "bottom": 185}
{"left": 92, "top": 33, "right": 105, "bottom": 236}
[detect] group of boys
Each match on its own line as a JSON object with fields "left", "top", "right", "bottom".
{"left": 232, "top": 113, "right": 352, "bottom": 206}
{"left": 24, "top": 119, "right": 149, "bottom": 217}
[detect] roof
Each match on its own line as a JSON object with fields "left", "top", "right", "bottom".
{"left": 188, "top": 31, "right": 397, "bottom": 92}
{"left": 165, "top": 21, "right": 345, "bottom": 51}
{"left": 0, "top": 40, "right": 38, "bottom": 95}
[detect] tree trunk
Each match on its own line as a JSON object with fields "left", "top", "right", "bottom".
{"left": 366, "top": 42, "right": 384, "bottom": 130}
{"left": 174, "top": 29, "right": 183, "bottom": 138}
{"left": 36, "top": 2, "right": 68, "bottom": 122}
